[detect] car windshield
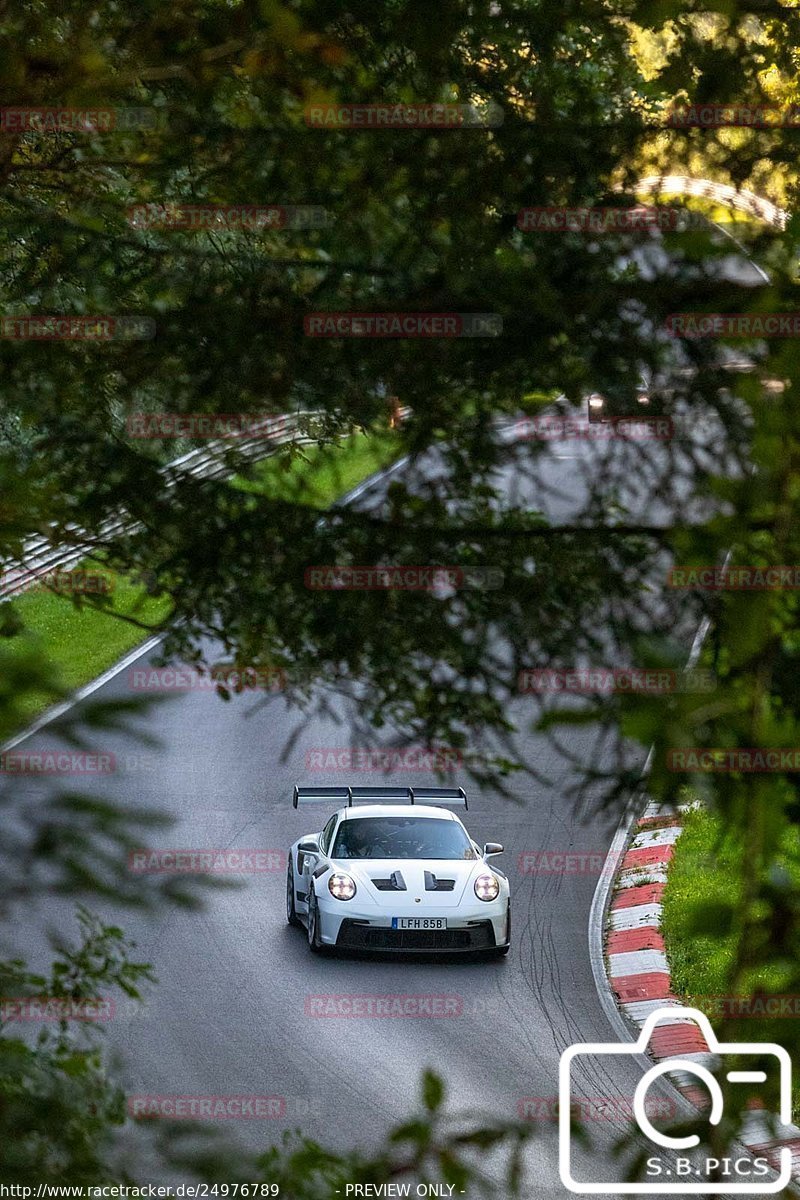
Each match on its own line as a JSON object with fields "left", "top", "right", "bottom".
{"left": 331, "top": 816, "right": 476, "bottom": 860}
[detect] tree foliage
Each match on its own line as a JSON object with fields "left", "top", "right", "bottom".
{"left": 3, "top": 0, "right": 800, "bottom": 1187}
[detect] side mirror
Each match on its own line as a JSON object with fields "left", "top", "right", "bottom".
{"left": 298, "top": 839, "right": 320, "bottom": 853}
{"left": 483, "top": 842, "right": 504, "bottom": 858}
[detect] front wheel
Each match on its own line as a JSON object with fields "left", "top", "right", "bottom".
{"left": 286, "top": 860, "right": 302, "bottom": 928}
{"left": 307, "top": 889, "right": 326, "bottom": 954}
{"left": 496, "top": 903, "right": 511, "bottom": 955}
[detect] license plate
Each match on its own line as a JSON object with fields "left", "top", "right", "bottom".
{"left": 391, "top": 917, "right": 447, "bottom": 930}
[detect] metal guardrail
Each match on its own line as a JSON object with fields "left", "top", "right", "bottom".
{"left": 1, "top": 177, "right": 785, "bottom": 600}
{"left": 0, "top": 412, "right": 319, "bottom": 600}
{"left": 1, "top": 405, "right": 410, "bottom": 602}
{"left": 634, "top": 174, "right": 788, "bottom": 229}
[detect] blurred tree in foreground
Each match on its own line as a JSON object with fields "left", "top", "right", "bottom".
{"left": 2, "top": 0, "right": 800, "bottom": 1186}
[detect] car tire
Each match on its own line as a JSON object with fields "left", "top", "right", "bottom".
{"left": 307, "top": 888, "right": 326, "bottom": 954}
{"left": 286, "top": 859, "right": 302, "bottom": 928}
{"left": 496, "top": 903, "right": 511, "bottom": 955}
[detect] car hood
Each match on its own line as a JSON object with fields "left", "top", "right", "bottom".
{"left": 328, "top": 857, "right": 489, "bottom": 907}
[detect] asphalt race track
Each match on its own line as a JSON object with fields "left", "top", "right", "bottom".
{"left": 13, "top": 417, "right": 713, "bottom": 1195}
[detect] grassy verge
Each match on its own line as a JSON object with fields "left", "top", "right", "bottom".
{"left": 633, "top": 192, "right": 770, "bottom": 237}
{"left": 662, "top": 806, "right": 800, "bottom": 999}
{"left": 5, "top": 566, "right": 173, "bottom": 726}
{"left": 661, "top": 808, "right": 742, "bottom": 1001}
{"left": 4, "top": 428, "right": 402, "bottom": 727}
{"left": 519, "top": 389, "right": 562, "bottom": 413}
{"left": 230, "top": 428, "right": 401, "bottom": 507}
{"left": 662, "top": 806, "right": 800, "bottom": 1110}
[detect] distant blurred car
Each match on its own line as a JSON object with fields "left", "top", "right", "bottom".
{"left": 587, "top": 370, "right": 669, "bottom": 423}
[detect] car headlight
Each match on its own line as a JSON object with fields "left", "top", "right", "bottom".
{"left": 328, "top": 872, "right": 357, "bottom": 901}
{"left": 474, "top": 873, "right": 500, "bottom": 902}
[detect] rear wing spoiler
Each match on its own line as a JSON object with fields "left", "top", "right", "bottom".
{"left": 292, "top": 785, "right": 468, "bottom": 810}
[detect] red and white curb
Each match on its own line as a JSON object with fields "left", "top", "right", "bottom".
{"left": 604, "top": 799, "right": 800, "bottom": 1183}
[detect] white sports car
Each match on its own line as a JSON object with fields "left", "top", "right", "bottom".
{"left": 286, "top": 785, "right": 511, "bottom": 955}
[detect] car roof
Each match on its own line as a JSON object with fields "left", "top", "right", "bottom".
{"left": 338, "top": 804, "right": 460, "bottom": 821}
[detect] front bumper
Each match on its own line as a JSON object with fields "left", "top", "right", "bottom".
{"left": 315, "top": 894, "right": 510, "bottom": 953}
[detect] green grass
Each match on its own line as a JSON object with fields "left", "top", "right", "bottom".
{"left": 662, "top": 807, "right": 800, "bottom": 999}
{"left": 661, "top": 808, "right": 741, "bottom": 1001}
{"left": 662, "top": 806, "right": 800, "bottom": 1112}
{"left": 633, "top": 192, "right": 769, "bottom": 237}
{"left": 230, "top": 428, "right": 401, "bottom": 507}
{"left": 4, "top": 428, "right": 402, "bottom": 727}
{"left": 6, "top": 564, "right": 173, "bottom": 725}
{"left": 519, "top": 389, "right": 562, "bottom": 413}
